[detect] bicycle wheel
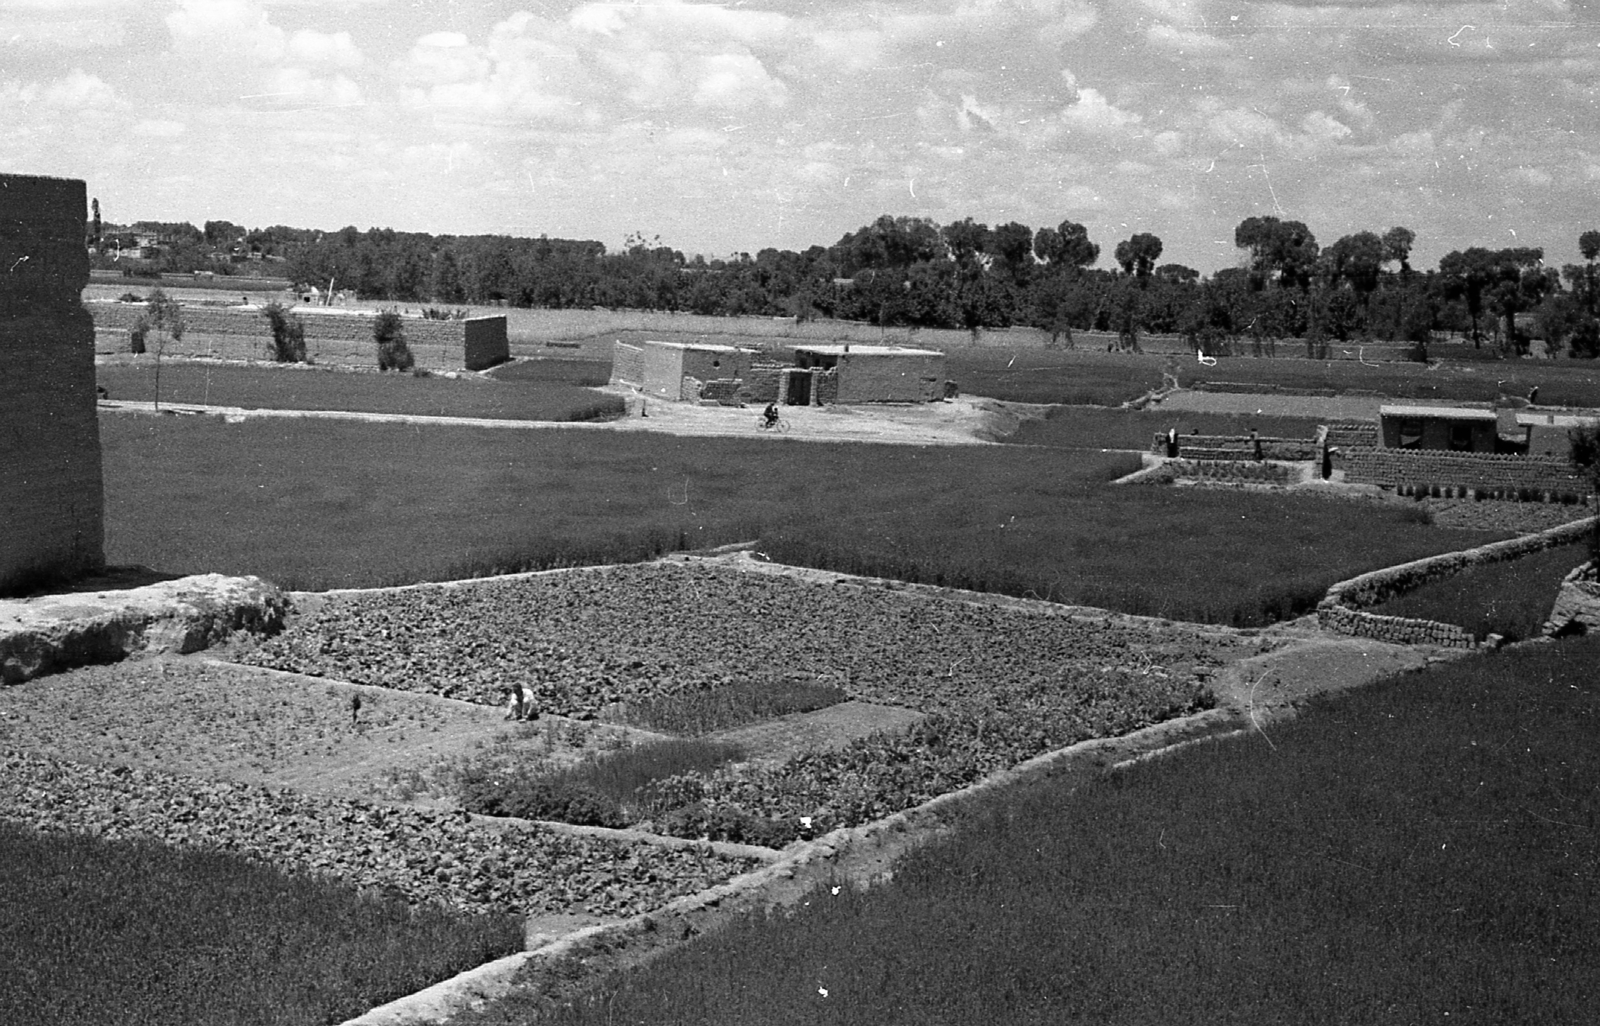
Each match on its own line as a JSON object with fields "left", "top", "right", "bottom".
{"left": 776, "top": 417, "right": 791, "bottom": 433}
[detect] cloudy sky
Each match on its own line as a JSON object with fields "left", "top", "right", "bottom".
{"left": 3, "top": 0, "right": 1597, "bottom": 272}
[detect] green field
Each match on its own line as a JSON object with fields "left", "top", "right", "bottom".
{"left": 456, "top": 636, "right": 1600, "bottom": 1026}
{"left": 1007, "top": 406, "right": 1325, "bottom": 450}
{"left": 100, "top": 413, "right": 1501, "bottom": 624}
{"left": 0, "top": 823, "right": 522, "bottom": 1026}
{"left": 96, "top": 362, "right": 622, "bottom": 422}
{"left": 1369, "top": 540, "right": 1591, "bottom": 641}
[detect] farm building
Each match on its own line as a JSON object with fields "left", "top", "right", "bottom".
{"left": 609, "top": 340, "right": 756, "bottom": 403}
{"left": 1516, "top": 410, "right": 1600, "bottom": 457}
{"left": 1377, "top": 405, "right": 1499, "bottom": 453}
{"left": 786, "top": 345, "right": 946, "bottom": 405}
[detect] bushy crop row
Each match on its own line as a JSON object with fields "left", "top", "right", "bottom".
{"left": 0, "top": 751, "right": 759, "bottom": 918}
{"left": 243, "top": 563, "right": 1235, "bottom": 719}
{"left": 460, "top": 665, "right": 1213, "bottom": 847}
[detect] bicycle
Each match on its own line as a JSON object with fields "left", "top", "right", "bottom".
{"left": 756, "top": 413, "right": 790, "bottom": 433}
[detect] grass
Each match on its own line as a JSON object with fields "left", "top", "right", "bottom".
{"left": 96, "top": 363, "right": 626, "bottom": 422}
{"left": 1008, "top": 406, "right": 1325, "bottom": 450}
{"left": 100, "top": 413, "right": 1506, "bottom": 626}
{"left": 615, "top": 680, "right": 851, "bottom": 736}
{"left": 1368, "top": 541, "right": 1591, "bottom": 641}
{"left": 458, "top": 635, "right": 1600, "bottom": 1026}
{"left": 484, "top": 358, "right": 612, "bottom": 386}
{"left": 944, "top": 348, "right": 1168, "bottom": 405}
{"left": 0, "top": 822, "right": 523, "bottom": 1026}
{"left": 1180, "top": 356, "right": 1600, "bottom": 406}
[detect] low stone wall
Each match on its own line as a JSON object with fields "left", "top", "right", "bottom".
{"left": 1344, "top": 447, "right": 1588, "bottom": 499}
{"left": 88, "top": 302, "right": 508, "bottom": 371}
{"left": 1544, "top": 560, "right": 1600, "bottom": 637}
{"left": 1317, "top": 517, "right": 1598, "bottom": 646}
{"left": 1150, "top": 433, "right": 1318, "bottom": 461}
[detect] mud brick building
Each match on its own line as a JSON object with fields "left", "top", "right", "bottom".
{"left": 609, "top": 340, "right": 756, "bottom": 402}
{"left": 1377, "top": 404, "right": 1499, "bottom": 453}
{"left": 1, "top": 173, "right": 105, "bottom": 593}
{"left": 787, "top": 344, "right": 946, "bottom": 405}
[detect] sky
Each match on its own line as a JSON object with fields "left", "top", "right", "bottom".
{"left": 2, "top": 0, "right": 1598, "bottom": 274}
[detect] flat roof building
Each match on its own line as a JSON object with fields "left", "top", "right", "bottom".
{"left": 788, "top": 344, "right": 946, "bottom": 405}
{"left": 1377, "top": 404, "right": 1498, "bottom": 453}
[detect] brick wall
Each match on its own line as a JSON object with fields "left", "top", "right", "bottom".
{"left": 835, "top": 350, "right": 945, "bottom": 403}
{"left": 610, "top": 341, "right": 645, "bottom": 388}
{"left": 1149, "top": 433, "right": 1318, "bottom": 461}
{"left": 86, "top": 302, "right": 507, "bottom": 371}
{"left": 1344, "top": 447, "right": 1588, "bottom": 497}
{"left": 1, "top": 173, "right": 105, "bottom": 594}
{"left": 738, "top": 363, "right": 784, "bottom": 404}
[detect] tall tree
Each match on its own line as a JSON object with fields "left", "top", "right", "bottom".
{"left": 1113, "top": 232, "right": 1162, "bottom": 279}
{"left": 1033, "top": 219, "right": 1099, "bottom": 269}
{"left": 987, "top": 221, "right": 1035, "bottom": 284}
{"left": 942, "top": 218, "right": 991, "bottom": 275}
{"left": 1382, "top": 226, "right": 1416, "bottom": 279}
{"left": 1234, "top": 216, "right": 1319, "bottom": 290}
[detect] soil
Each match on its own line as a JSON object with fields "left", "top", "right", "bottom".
{"left": 99, "top": 391, "right": 1046, "bottom": 448}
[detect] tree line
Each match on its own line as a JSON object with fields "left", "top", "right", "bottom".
{"left": 91, "top": 209, "right": 1600, "bottom": 357}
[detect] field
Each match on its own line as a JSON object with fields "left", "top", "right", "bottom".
{"left": 96, "top": 361, "right": 622, "bottom": 422}
{"left": 1368, "top": 539, "right": 1591, "bottom": 640}
{"left": 454, "top": 635, "right": 1600, "bottom": 1026}
{"left": 98, "top": 412, "right": 1504, "bottom": 623}
{"left": 1007, "top": 406, "right": 1325, "bottom": 450}
{"left": 0, "top": 822, "right": 523, "bottom": 1026}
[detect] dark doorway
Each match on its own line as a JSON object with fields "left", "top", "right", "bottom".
{"left": 785, "top": 369, "right": 813, "bottom": 406}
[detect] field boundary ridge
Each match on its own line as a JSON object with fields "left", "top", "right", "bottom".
{"left": 1316, "top": 516, "right": 1597, "bottom": 648}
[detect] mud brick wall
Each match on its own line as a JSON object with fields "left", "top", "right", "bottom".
{"left": 815, "top": 368, "right": 839, "bottom": 405}
{"left": 610, "top": 341, "right": 645, "bottom": 389}
{"left": 1344, "top": 447, "right": 1588, "bottom": 497}
{"left": 737, "top": 363, "right": 784, "bottom": 404}
{"left": 1324, "top": 421, "right": 1377, "bottom": 449}
{"left": 1, "top": 173, "right": 105, "bottom": 594}
{"left": 1544, "top": 562, "right": 1600, "bottom": 636}
{"left": 835, "top": 351, "right": 945, "bottom": 403}
{"left": 1317, "top": 517, "right": 1596, "bottom": 646}
{"left": 1149, "top": 433, "right": 1318, "bottom": 461}
{"left": 86, "top": 303, "right": 507, "bottom": 371}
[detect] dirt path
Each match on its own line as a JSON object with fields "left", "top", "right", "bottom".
{"left": 99, "top": 393, "right": 1042, "bottom": 447}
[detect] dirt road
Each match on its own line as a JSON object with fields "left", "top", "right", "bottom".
{"left": 99, "top": 393, "right": 1043, "bottom": 447}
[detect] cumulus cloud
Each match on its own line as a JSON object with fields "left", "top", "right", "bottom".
{"left": 1147, "top": 22, "right": 1230, "bottom": 53}
{"left": 43, "top": 68, "right": 117, "bottom": 109}
{"left": 1061, "top": 87, "right": 1142, "bottom": 132}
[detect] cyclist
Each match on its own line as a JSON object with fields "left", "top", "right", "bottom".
{"left": 762, "top": 401, "right": 780, "bottom": 429}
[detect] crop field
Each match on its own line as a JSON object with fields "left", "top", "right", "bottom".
{"left": 96, "top": 362, "right": 624, "bottom": 422}
{"left": 456, "top": 634, "right": 1600, "bottom": 1026}
{"left": 0, "top": 822, "right": 523, "bottom": 1026}
{"left": 98, "top": 413, "right": 1504, "bottom": 622}
{"left": 1368, "top": 539, "right": 1591, "bottom": 640}
{"left": 237, "top": 560, "right": 1235, "bottom": 842}
{"left": 1007, "top": 406, "right": 1325, "bottom": 450}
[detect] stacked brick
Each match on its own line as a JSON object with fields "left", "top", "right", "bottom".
{"left": 88, "top": 303, "right": 508, "bottom": 372}
{"left": 1317, "top": 517, "right": 1596, "bottom": 647}
{"left": 1, "top": 173, "right": 105, "bottom": 594}
{"left": 1544, "top": 561, "right": 1600, "bottom": 636}
{"left": 1343, "top": 447, "right": 1587, "bottom": 499}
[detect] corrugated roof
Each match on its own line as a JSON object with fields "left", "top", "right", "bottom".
{"left": 1378, "top": 404, "right": 1498, "bottom": 421}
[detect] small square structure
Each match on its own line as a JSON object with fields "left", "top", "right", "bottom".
{"left": 789, "top": 344, "right": 946, "bottom": 405}
{"left": 1378, "top": 404, "right": 1498, "bottom": 453}
{"left": 610, "top": 340, "right": 755, "bottom": 402}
